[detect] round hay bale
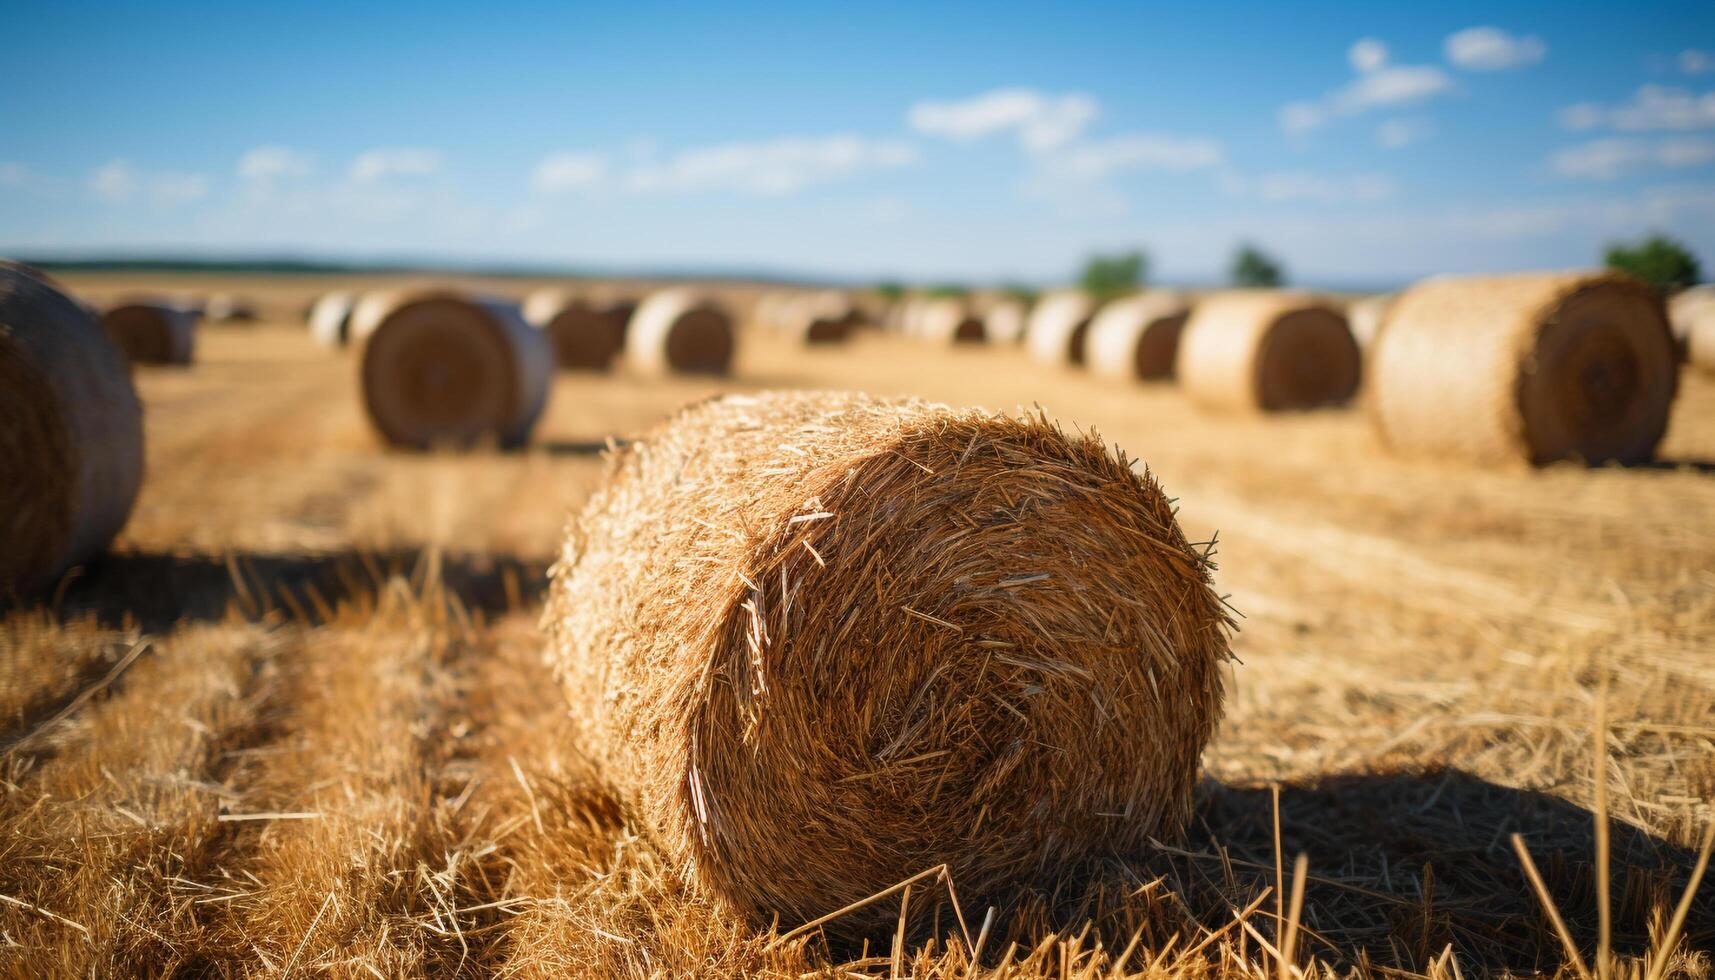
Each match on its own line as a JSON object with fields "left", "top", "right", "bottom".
{"left": 0, "top": 262, "right": 144, "bottom": 595}
{"left": 916, "top": 296, "right": 984, "bottom": 343}
{"left": 1024, "top": 291, "right": 1096, "bottom": 365}
{"left": 1177, "top": 292, "right": 1358, "bottom": 412}
{"left": 346, "top": 290, "right": 401, "bottom": 346}
{"left": 983, "top": 298, "right": 1029, "bottom": 344}
{"left": 358, "top": 290, "right": 552, "bottom": 449}
{"left": 204, "top": 292, "right": 258, "bottom": 323}
{"left": 1346, "top": 294, "right": 1393, "bottom": 350}
{"left": 749, "top": 290, "right": 795, "bottom": 332}
{"left": 1085, "top": 293, "right": 1190, "bottom": 380}
{"left": 100, "top": 301, "right": 198, "bottom": 366}
{"left": 523, "top": 289, "right": 626, "bottom": 370}
{"left": 1369, "top": 272, "right": 1677, "bottom": 465}
{"left": 626, "top": 288, "right": 735, "bottom": 376}
{"left": 546, "top": 390, "right": 1232, "bottom": 933}
{"left": 1669, "top": 285, "right": 1715, "bottom": 373}
{"left": 307, "top": 291, "right": 357, "bottom": 348}
{"left": 772, "top": 291, "right": 854, "bottom": 344}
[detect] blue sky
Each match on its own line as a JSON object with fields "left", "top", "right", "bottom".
{"left": 3, "top": 1, "right": 1713, "bottom": 287}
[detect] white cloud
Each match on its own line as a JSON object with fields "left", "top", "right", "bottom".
{"left": 1550, "top": 137, "right": 1715, "bottom": 179}
{"left": 625, "top": 135, "right": 917, "bottom": 196}
{"left": 532, "top": 152, "right": 608, "bottom": 194}
{"left": 1560, "top": 86, "right": 1715, "bottom": 132}
{"left": 908, "top": 88, "right": 1098, "bottom": 152}
{"left": 1684, "top": 50, "right": 1715, "bottom": 75}
{"left": 1349, "top": 38, "right": 1390, "bottom": 74}
{"left": 1227, "top": 171, "right": 1396, "bottom": 203}
{"left": 350, "top": 147, "right": 441, "bottom": 183}
{"left": 1280, "top": 48, "right": 1454, "bottom": 134}
{"left": 89, "top": 159, "right": 208, "bottom": 206}
{"left": 1444, "top": 27, "right": 1547, "bottom": 71}
{"left": 238, "top": 146, "right": 314, "bottom": 183}
{"left": 1042, "top": 133, "right": 1224, "bottom": 178}
{"left": 1376, "top": 118, "right": 1433, "bottom": 149}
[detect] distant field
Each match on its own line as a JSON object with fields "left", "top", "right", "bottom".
{"left": 2, "top": 274, "right": 1712, "bottom": 977}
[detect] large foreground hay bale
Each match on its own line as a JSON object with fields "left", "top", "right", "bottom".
{"left": 523, "top": 289, "right": 628, "bottom": 370}
{"left": 1025, "top": 291, "right": 1096, "bottom": 365}
{"left": 101, "top": 301, "right": 198, "bottom": 365}
{"left": 983, "top": 297, "right": 1029, "bottom": 344}
{"left": 1086, "top": 293, "right": 1190, "bottom": 380}
{"left": 627, "top": 288, "right": 735, "bottom": 375}
{"left": 1177, "top": 292, "right": 1359, "bottom": 412}
{"left": 546, "top": 390, "right": 1232, "bottom": 934}
{"left": 358, "top": 290, "right": 552, "bottom": 449}
{"left": 916, "top": 296, "right": 984, "bottom": 343}
{"left": 1, "top": 263, "right": 144, "bottom": 595}
{"left": 307, "top": 291, "right": 357, "bottom": 348}
{"left": 1669, "top": 285, "right": 1715, "bottom": 373}
{"left": 1369, "top": 272, "right": 1677, "bottom": 465}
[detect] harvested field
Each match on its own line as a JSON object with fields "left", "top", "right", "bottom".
{"left": 2, "top": 272, "right": 1713, "bottom": 978}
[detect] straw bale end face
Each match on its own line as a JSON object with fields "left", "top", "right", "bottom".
{"left": 101, "top": 302, "right": 198, "bottom": 366}
{"left": 1178, "top": 292, "right": 1359, "bottom": 412}
{"left": 546, "top": 391, "right": 1232, "bottom": 935}
{"left": 1369, "top": 272, "right": 1677, "bottom": 466}
{"left": 1, "top": 263, "right": 144, "bottom": 595}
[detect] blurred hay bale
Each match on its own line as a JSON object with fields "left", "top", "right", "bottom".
{"left": 100, "top": 300, "right": 198, "bottom": 366}
{"left": 523, "top": 288, "right": 628, "bottom": 370}
{"left": 1177, "top": 291, "right": 1359, "bottom": 412}
{"left": 1669, "top": 284, "right": 1715, "bottom": 373}
{"left": 916, "top": 296, "right": 984, "bottom": 343}
{"left": 203, "top": 292, "right": 258, "bottom": 323}
{"left": 546, "top": 390, "right": 1232, "bottom": 935}
{"left": 1369, "top": 272, "right": 1677, "bottom": 465}
{"left": 1085, "top": 292, "right": 1190, "bottom": 380}
{"left": 627, "top": 288, "right": 735, "bottom": 376}
{"left": 357, "top": 289, "right": 552, "bottom": 449}
{"left": 1025, "top": 290, "right": 1095, "bottom": 365}
{"left": 771, "top": 290, "right": 856, "bottom": 344}
{"left": 982, "top": 296, "right": 1030, "bottom": 344}
{"left": 0, "top": 262, "right": 144, "bottom": 594}
{"left": 1346, "top": 294, "right": 1394, "bottom": 350}
{"left": 307, "top": 291, "right": 357, "bottom": 348}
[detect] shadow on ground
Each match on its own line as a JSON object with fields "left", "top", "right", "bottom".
{"left": 13, "top": 547, "right": 553, "bottom": 633}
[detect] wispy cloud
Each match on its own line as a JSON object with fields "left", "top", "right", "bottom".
{"left": 1040, "top": 133, "right": 1224, "bottom": 178}
{"left": 1550, "top": 136, "right": 1715, "bottom": 179}
{"left": 90, "top": 159, "right": 209, "bottom": 206}
{"left": 1280, "top": 39, "right": 1454, "bottom": 135}
{"left": 350, "top": 147, "right": 441, "bottom": 183}
{"left": 532, "top": 152, "right": 608, "bottom": 194}
{"left": 1224, "top": 171, "right": 1396, "bottom": 203}
{"left": 1443, "top": 27, "right": 1546, "bottom": 71}
{"left": 908, "top": 88, "right": 1098, "bottom": 152}
{"left": 238, "top": 146, "right": 315, "bottom": 183}
{"left": 1376, "top": 118, "right": 1434, "bottom": 149}
{"left": 625, "top": 135, "right": 917, "bottom": 195}
{"left": 1684, "top": 50, "right": 1715, "bottom": 76}
{"left": 1561, "top": 86, "right": 1715, "bottom": 132}
{"left": 0, "top": 162, "right": 30, "bottom": 186}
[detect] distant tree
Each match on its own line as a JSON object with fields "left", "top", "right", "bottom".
{"left": 1079, "top": 250, "right": 1148, "bottom": 300}
{"left": 1604, "top": 234, "right": 1701, "bottom": 293}
{"left": 927, "top": 283, "right": 970, "bottom": 298}
{"left": 1231, "top": 243, "right": 1285, "bottom": 288}
{"left": 874, "top": 281, "right": 905, "bottom": 301}
{"left": 1001, "top": 282, "right": 1039, "bottom": 306}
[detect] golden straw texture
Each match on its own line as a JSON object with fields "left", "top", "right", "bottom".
{"left": 358, "top": 290, "right": 552, "bottom": 449}
{"left": 1177, "top": 291, "right": 1359, "bottom": 412}
{"left": 1085, "top": 293, "right": 1191, "bottom": 381}
{"left": 100, "top": 302, "right": 198, "bottom": 365}
{"left": 1346, "top": 294, "right": 1393, "bottom": 350}
{"left": 627, "top": 288, "right": 736, "bottom": 376}
{"left": 1369, "top": 272, "right": 1678, "bottom": 465}
{"left": 523, "top": 289, "right": 629, "bottom": 370}
{"left": 1024, "top": 291, "right": 1095, "bottom": 365}
{"left": 0, "top": 262, "right": 144, "bottom": 595}
{"left": 545, "top": 390, "right": 1232, "bottom": 936}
